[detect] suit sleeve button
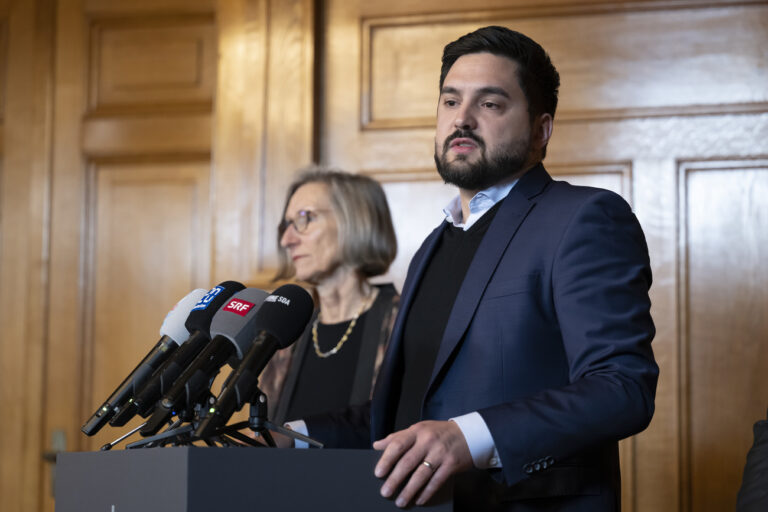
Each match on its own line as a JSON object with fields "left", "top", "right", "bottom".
{"left": 523, "top": 464, "right": 533, "bottom": 474}
{"left": 534, "top": 462, "right": 541, "bottom": 471}
{"left": 546, "top": 456, "right": 555, "bottom": 466}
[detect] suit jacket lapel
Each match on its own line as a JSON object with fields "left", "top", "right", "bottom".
{"left": 426, "top": 164, "right": 553, "bottom": 393}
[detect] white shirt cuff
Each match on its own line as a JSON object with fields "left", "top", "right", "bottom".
{"left": 285, "top": 419, "right": 309, "bottom": 449}
{"left": 450, "top": 412, "right": 502, "bottom": 469}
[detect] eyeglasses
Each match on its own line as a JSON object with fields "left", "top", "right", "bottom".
{"left": 279, "top": 209, "right": 323, "bottom": 234}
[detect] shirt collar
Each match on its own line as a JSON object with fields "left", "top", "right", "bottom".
{"left": 442, "top": 175, "right": 519, "bottom": 230}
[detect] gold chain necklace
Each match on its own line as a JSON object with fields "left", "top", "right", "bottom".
{"left": 312, "top": 293, "right": 371, "bottom": 358}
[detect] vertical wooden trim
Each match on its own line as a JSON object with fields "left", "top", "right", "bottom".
{"left": 44, "top": 4, "right": 88, "bottom": 512}
{"left": 676, "top": 161, "right": 691, "bottom": 512}
{"left": 0, "top": 1, "right": 55, "bottom": 511}
{"left": 211, "top": 0, "right": 268, "bottom": 281}
{"left": 675, "top": 158, "right": 768, "bottom": 511}
{"left": 79, "top": 160, "right": 98, "bottom": 442}
{"left": 259, "top": 0, "right": 315, "bottom": 275}
{"left": 359, "top": 17, "right": 371, "bottom": 130}
{"left": 311, "top": 0, "right": 323, "bottom": 162}
{"left": 212, "top": 0, "right": 315, "bottom": 282}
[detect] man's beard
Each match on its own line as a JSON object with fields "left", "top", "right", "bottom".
{"left": 434, "top": 130, "right": 531, "bottom": 191}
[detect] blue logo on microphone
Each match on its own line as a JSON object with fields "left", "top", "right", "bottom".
{"left": 191, "top": 286, "right": 224, "bottom": 311}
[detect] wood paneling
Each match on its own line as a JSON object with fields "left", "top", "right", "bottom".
{"left": 43, "top": 1, "right": 218, "bottom": 510}
{"left": 547, "top": 162, "right": 631, "bottom": 199}
{"left": 363, "top": 3, "right": 768, "bottom": 129}
{"left": 258, "top": 0, "right": 315, "bottom": 274}
{"left": 0, "top": 0, "right": 315, "bottom": 510}
{"left": 89, "top": 15, "right": 215, "bottom": 112}
{"left": 83, "top": 113, "right": 211, "bottom": 156}
{"left": 0, "top": 2, "right": 55, "bottom": 512}
{"left": 212, "top": 0, "right": 315, "bottom": 282}
{"left": 84, "top": 0, "right": 215, "bottom": 13}
{"left": 378, "top": 179, "right": 458, "bottom": 291}
{"left": 680, "top": 159, "right": 768, "bottom": 511}
{"left": 83, "top": 161, "right": 211, "bottom": 451}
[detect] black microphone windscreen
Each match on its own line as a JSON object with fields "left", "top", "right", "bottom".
{"left": 253, "top": 284, "right": 314, "bottom": 349}
{"left": 184, "top": 281, "right": 245, "bottom": 334}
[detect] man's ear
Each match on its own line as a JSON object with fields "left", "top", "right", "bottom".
{"left": 532, "top": 113, "right": 553, "bottom": 151}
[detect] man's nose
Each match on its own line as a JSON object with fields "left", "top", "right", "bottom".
{"left": 454, "top": 104, "right": 477, "bottom": 131}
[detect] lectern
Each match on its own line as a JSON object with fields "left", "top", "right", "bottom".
{"left": 56, "top": 447, "right": 453, "bottom": 511}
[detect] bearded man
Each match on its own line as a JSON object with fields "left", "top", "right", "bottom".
{"left": 296, "top": 25, "right": 659, "bottom": 512}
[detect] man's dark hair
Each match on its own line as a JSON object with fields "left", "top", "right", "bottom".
{"left": 440, "top": 26, "right": 560, "bottom": 121}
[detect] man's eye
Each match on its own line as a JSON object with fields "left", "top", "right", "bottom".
{"left": 443, "top": 99, "right": 458, "bottom": 107}
{"left": 482, "top": 102, "right": 499, "bottom": 109}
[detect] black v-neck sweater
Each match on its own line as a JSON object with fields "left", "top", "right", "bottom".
{"left": 393, "top": 202, "right": 501, "bottom": 431}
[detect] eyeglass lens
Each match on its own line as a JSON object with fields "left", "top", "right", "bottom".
{"left": 282, "top": 210, "right": 313, "bottom": 233}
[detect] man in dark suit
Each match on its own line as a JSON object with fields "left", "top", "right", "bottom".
{"left": 737, "top": 409, "right": 768, "bottom": 511}
{"left": 298, "top": 26, "right": 658, "bottom": 511}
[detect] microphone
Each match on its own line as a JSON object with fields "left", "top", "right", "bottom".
{"left": 195, "top": 284, "right": 314, "bottom": 439}
{"left": 81, "top": 288, "right": 208, "bottom": 436}
{"left": 109, "top": 281, "right": 245, "bottom": 427}
{"left": 140, "top": 288, "right": 270, "bottom": 436}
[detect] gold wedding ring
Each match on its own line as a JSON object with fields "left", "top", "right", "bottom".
{"left": 422, "top": 460, "right": 435, "bottom": 471}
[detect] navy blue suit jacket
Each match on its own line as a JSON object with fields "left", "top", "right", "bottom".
{"left": 307, "top": 164, "right": 658, "bottom": 510}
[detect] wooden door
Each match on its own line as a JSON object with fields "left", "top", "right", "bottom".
{"left": 0, "top": 1, "right": 314, "bottom": 511}
{"left": 41, "top": 1, "right": 313, "bottom": 511}
{"left": 318, "top": 0, "right": 768, "bottom": 510}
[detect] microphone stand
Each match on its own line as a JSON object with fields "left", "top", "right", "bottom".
{"left": 123, "top": 387, "right": 322, "bottom": 450}
{"left": 100, "top": 422, "right": 148, "bottom": 451}
{"left": 125, "top": 394, "right": 266, "bottom": 449}
{"left": 126, "top": 422, "right": 196, "bottom": 449}
{"left": 202, "top": 388, "right": 324, "bottom": 448}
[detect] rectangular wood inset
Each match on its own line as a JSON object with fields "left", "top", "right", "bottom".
{"left": 86, "top": 161, "right": 211, "bottom": 450}
{"left": 547, "top": 162, "right": 631, "bottom": 202}
{"left": 363, "top": 4, "right": 768, "bottom": 128}
{"left": 380, "top": 179, "right": 458, "bottom": 291}
{"left": 681, "top": 160, "right": 768, "bottom": 512}
{"left": 90, "top": 16, "right": 215, "bottom": 111}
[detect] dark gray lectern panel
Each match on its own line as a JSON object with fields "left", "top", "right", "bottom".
{"left": 56, "top": 447, "right": 452, "bottom": 512}
{"left": 57, "top": 448, "right": 189, "bottom": 510}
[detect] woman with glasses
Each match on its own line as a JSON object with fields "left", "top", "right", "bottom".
{"left": 260, "top": 169, "right": 399, "bottom": 428}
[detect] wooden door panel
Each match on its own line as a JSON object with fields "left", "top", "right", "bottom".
{"left": 89, "top": 15, "right": 215, "bottom": 110}
{"left": 548, "top": 163, "right": 631, "bottom": 200}
{"left": 83, "top": 161, "right": 211, "bottom": 452}
{"left": 364, "top": 4, "right": 768, "bottom": 130}
{"left": 376, "top": 178, "right": 458, "bottom": 291}
{"left": 682, "top": 160, "right": 768, "bottom": 511}
{"left": 0, "top": 0, "right": 315, "bottom": 510}
{"left": 42, "top": 1, "right": 217, "bottom": 509}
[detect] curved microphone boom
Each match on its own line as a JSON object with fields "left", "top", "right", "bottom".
{"left": 81, "top": 288, "right": 208, "bottom": 436}
{"left": 109, "top": 281, "right": 245, "bottom": 427}
{"left": 195, "top": 284, "right": 314, "bottom": 439}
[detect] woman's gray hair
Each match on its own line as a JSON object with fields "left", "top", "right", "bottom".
{"left": 275, "top": 167, "right": 398, "bottom": 281}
